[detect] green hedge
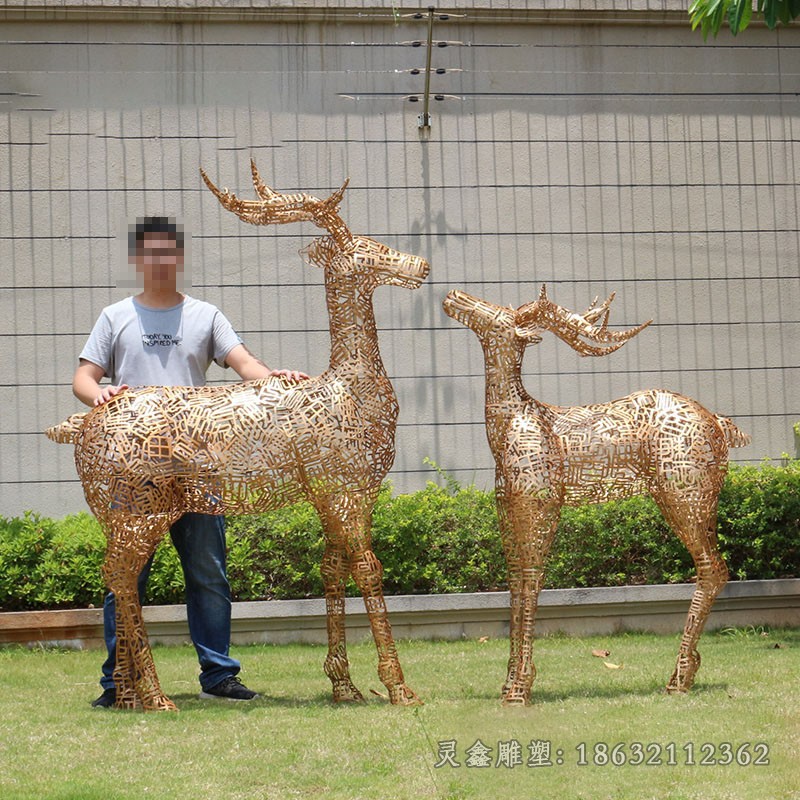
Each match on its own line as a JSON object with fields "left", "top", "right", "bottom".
{"left": 1, "top": 462, "right": 798, "bottom": 611}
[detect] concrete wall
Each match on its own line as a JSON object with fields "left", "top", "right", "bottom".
{"left": 1, "top": 2, "right": 798, "bottom": 518}
{"left": 3, "top": 580, "right": 798, "bottom": 649}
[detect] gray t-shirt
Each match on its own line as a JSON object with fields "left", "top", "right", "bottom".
{"left": 79, "top": 295, "right": 243, "bottom": 387}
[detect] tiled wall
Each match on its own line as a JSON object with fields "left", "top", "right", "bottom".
{"left": 1, "top": 4, "right": 797, "bottom": 516}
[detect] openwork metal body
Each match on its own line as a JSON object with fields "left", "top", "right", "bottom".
{"left": 443, "top": 286, "right": 750, "bottom": 705}
{"left": 46, "top": 162, "right": 427, "bottom": 710}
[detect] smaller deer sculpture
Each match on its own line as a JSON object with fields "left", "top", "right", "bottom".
{"left": 443, "top": 286, "right": 750, "bottom": 706}
{"left": 46, "top": 162, "right": 427, "bottom": 710}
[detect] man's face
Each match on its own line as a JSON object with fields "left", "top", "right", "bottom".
{"left": 132, "top": 232, "right": 184, "bottom": 289}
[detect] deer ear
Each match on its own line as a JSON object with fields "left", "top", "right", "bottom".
{"left": 300, "top": 236, "right": 336, "bottom": 268}
{"left": 514, "top": 301, "right": 543, "bottom": 342}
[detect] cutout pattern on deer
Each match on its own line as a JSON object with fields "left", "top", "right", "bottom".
{"left": 442, "top": 286, "right": 749, "bottom": 706}
{"left": 46, "top": 161, "right": 427, "bottom": 710}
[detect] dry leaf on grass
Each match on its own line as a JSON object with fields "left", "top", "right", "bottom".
{"left": 603, "top": 661, "right": 624, "bottom": 670}
{"left": 479, "top": 636, "right": 489, "bottom": 643}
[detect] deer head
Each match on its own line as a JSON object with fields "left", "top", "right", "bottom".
{"left": 443, "top": 286, "right": 651, "bottom": 356}
{"left": 442, "top": 289, "right": 517, "bottom": 340}
{"left": 201, "top": 160, "right": 429, "bottom": 291}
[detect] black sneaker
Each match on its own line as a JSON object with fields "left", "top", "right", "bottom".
{"left": 199, "top": 676, "right": 258, "bottom": 701}
{"left": 91, "top": 688, "right": 116, "bottom": 708}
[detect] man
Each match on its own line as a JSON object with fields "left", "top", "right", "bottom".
{"left": 73, "top": 216, "right": 307, "bottom": 707}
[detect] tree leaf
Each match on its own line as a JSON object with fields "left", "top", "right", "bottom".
{"left": 729, "top": 0, "right": 753, "bottom": 33}
{"left": 765, "top": 0, "right": 780, "bottom": 27}
{"left": 711, "top": 1, "right": 729, "bottom": 33}
{"left": 690, "top": 0, "right": 800, "bottom": 36}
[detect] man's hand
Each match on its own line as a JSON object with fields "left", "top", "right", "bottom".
{"left": 225, "top": 344, "right": 309, "bottom": 382}
{"left": 270, "top": 368, "right": 309, "bottom": 382}
{"left": 93, "top": 384, "right": 129, "bottom": 406}
{"left": 73, "top": 360, "right": 128, "bottom": 407}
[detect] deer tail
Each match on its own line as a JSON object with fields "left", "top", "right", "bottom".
{"left": 45, "top": 412, "right": 88, "bottom": 444}
{"left": 715, "top": 415, "right": 751, "bottom": 449}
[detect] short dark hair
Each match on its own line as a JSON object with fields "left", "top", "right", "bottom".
{"left": 128, "top": 216, "right": 184, "bottom": 256}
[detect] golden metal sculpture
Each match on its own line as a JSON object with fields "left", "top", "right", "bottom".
{"left": 442, "top": 286, "right": 750, "bottom": 705}
{"left": 46, "top": 161, "right": 428, "bottom": 710}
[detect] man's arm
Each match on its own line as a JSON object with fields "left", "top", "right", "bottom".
{"left": 73, "top": 359, "right": 129, "bottom": 407}
{"left": 224, "top": 344, "right": 309, "bottom": 382}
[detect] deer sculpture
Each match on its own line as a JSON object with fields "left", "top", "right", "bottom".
{"left": 442, "top": 286, "right": 750, "bottom": 706}
{"left": 45, "top": 161, "right": 427, "bottom": 710}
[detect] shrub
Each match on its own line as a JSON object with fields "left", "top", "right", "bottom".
{"left": 0, "top": 462, "right": 798, "bottom": 611}
{"left": 548, "top": 497, "right": 691, "bottom": 588}
{"left": 717, "top": 461, "right": 800, "bottom": 580}
{"left": 0, "top": 512, "right": 106, "bottom": 611}
{"left": 225, "top": 501, "right": 325, "bottom": 600}
{"left": 372, "top": 482, "right": 503, "bottom": 594}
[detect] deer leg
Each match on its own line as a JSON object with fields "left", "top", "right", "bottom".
{"left": 498, "top": 494, "right": 560, "bottom": 706}
{"left": 350, "top": 546, "right": 421, "bottom": 706}
{"left": 320, "top": 542, "right": 364, "bottom": 702}
{"left": 653, "top": 484, "right": 728, "bottom": 693}
{"left": 667, "top": 537, "right": 728, "bottom": 693}
{"left": 317, "top": 495, "right": 421, "bottom": 706}
{"left": 101, "top": 514, "right": 177, "bottom": 711}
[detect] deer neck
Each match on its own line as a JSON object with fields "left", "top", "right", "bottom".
{"left": 325, "top": 272, "right": 387, "bottom": 382}
{"left": 480, "top": 338, "right": 530, "bottom": 444}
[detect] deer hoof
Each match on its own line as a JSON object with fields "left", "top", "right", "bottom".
{"left": 332, "top": 680, "right": 365, "bottom": 703}
{"left": 501, "top": 685, "right": 532, "bottom": 706}
{"left": 665, "top": 675, "right": 692, "bottom": 694}
{"left": 146, "top": 696, "right": 179, "bottom": 712}
{"left": 666, "top": 654, "right": 700, "bottom": 693}
{"left": 388, "top": 683, "right": 423, "bottom": 706}
{"left": 113, "top": 692, "right": 142, "bottom": 711}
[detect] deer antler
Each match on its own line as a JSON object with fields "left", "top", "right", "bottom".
{"left": 530, "top": 285, "right": 652, "bottom": 357}
{"left": 200, "top": 159, "right": 353, "bottom": 249}
{"left": 580, "top": 291, "right": 614, "bottom": 327}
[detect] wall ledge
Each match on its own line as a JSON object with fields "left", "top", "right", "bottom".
{"left": 2, "top": 579, "right": 798, "bottom": 649}
{"left": 0, "top": 2, "right": 697, "bottom": 27}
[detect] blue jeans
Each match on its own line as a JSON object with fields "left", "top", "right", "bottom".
{"left": 100, "top": 513, "right": 240, "bottom": 692}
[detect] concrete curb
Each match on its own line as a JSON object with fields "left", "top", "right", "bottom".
{"left": 1, "top": 579, "right": 798, "bottom": 649}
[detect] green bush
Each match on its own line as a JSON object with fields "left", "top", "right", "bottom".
{"left": 548, "top": 497, "right": 691, "bottom": 588}
{"left": 0, "top": 512, "right": 106, "bottom": 611}
{"left": 1, "top": 462, "right": 798, "bottom": 611}
{"left": 226, "top": 501, "right": 325, "bottom": 601}
{"left": 717, "top": 461, "right": 800, "bottom": 580}
{"left": 0, "top": 511, "right": 189, "bottom": 611}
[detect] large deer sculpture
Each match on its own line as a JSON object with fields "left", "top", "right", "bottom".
{"left": 443, "top": 286, "right": 749, "bottom": 706}
{"left": 46, "top": 161, "right": 427, "bottom": 710}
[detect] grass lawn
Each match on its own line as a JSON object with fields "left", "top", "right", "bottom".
{"left": 0, "top": 628, "right": 798, "bottom": 800}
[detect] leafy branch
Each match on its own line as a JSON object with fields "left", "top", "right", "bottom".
{"left": 689, "top": 0, "right": 800, "bottom": 38}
